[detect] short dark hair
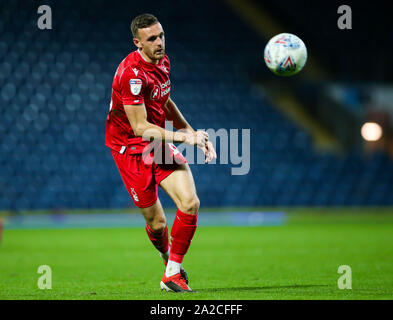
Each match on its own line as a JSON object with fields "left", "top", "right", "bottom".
{"left": 130, "top": 14, "right": 159, "bottom": 38}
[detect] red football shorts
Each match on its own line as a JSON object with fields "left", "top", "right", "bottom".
{"left": 111, "top": 143, "right": 187, "bottom": 208}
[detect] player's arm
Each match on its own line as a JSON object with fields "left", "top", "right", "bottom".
{"left": 164, "top": 96, "right": 195, "bottom": 133}
{"left": 164, "top": 97, "right": 217, "bottom": 162}
{"left": 124, "top": 103, "right": 208, "bottom": 147}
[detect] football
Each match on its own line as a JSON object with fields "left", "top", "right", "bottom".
{"left": 264, "top": 33, "right": 307, "bottom": 76}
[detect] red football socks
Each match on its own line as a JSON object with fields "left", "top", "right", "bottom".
{"left": 145, "top": 223, "right": 169, "bottom": 254}
{"left": 169, "top": 209, "right": 198, "bottom": 264}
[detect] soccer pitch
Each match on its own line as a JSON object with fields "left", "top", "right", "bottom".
{"left": 0, "top": 208, "right": 392, "bottom": 300}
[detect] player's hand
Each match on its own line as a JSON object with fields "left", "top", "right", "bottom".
{"left": 201, "top": 140, "right": 217, "bottom": 163}
{"left": 184, "top": 130, "right": 209, "bottom": 148}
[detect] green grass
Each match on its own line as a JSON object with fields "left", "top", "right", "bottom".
{"left": 0, "top": 210, "right": 393, "bottom": 300}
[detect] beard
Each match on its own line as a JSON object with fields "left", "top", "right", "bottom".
{"left": 154, "top": 48, "right": 165, "bottom": 58}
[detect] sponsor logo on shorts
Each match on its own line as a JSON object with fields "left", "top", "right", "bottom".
{"left": 130, "top": 187, "right": 139, "bottom": 202}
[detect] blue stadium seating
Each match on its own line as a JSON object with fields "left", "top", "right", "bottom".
{"left": 0, "top": 0, "right": 392, "bottom": 210}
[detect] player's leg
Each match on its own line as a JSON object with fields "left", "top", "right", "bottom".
{"left": 110, "top": 150, "right": 171, "bottom": 263}
{"left": 140, "top": 198, "right": 170, "bottom": 260}
{"left": 158, "top": 163, "right": 199, "bottom": 292}
{"left": 140, "top": 197, "right": 189, "bottom": 284}
{"left": 160, "top": 163, "right": 200, "bottom": 215}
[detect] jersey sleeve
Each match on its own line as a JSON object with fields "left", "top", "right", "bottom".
{"left": 119, "top": 69, "right": 146, "bottom": 105}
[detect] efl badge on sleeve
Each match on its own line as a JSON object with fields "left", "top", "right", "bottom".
{"left": 130, "top": 79, "right": 142, "bottom": 95}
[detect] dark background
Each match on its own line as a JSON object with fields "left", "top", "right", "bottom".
{"left": 1, "top": 0, "right": 393, "bottom": 210}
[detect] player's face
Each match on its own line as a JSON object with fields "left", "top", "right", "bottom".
{"left": 135, "top": 23, "right": 165, "bottom": 62}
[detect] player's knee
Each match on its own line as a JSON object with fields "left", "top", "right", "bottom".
{"left": 179, "top": 195, "right": 200, "bottom": 214}
{"left": 147, "top": 216, "right": 167, "bottom": 233}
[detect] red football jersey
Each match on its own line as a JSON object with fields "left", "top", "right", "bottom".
{"left": 105, "top": 50, "right": 171, "bottom": 154}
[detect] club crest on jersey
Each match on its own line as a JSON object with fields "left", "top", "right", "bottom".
{"left": 130, "top": 79, "right": 142, "bottom": 95}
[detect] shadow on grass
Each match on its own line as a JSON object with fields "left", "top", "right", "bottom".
{"left": 195, "top": 284, "right": 329, "bottom": 293}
